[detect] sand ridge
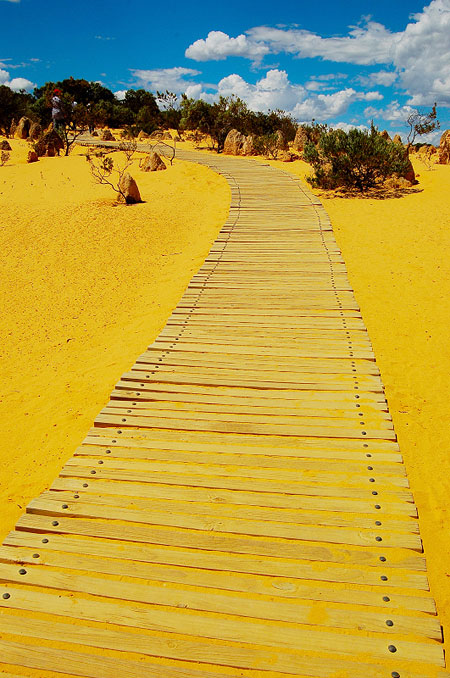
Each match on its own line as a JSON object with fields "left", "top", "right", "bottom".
{"left": 0, "top": 137, "right": 230, "bottom": 539}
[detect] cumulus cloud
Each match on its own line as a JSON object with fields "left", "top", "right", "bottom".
{"left": 359, "top": 70, "right": 398, "bottom": 87}
{"left": 186, "top": 20, "right": 399, "bottom": 66}
{"left": 332, "top": 121, "right": 370, "bottom": 133}
{"left": 364, "top": 101, "right": 416, "bottom": 122}
{"left": 114, "top": 90, "right": 127, "bottom": 100}
{"left": 185, "top": 0, "right": 450, "bottom": 106}
{"left": 131, "top": 66, "right": 201, "bottom": 92}
{"left": 186, "top": 31, "right": 269, "bottom": 63}
{"left": 0, "top": 68, "right": 34, "bottom": 91}
{"left": 393, "top": 0, "right": 450, "bottom": 106}
{"left": 292, "top": 88, "right": 382, "bottom": 120}
{"left": 187, "top": 69, "right": 382, "bottom": 121}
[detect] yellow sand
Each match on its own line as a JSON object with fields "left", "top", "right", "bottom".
{"left": 257, "top": 153, "right": 450, "bottom": 655}
{"left": 0, "top": 137, "right": 229, "bottom": 539}
{"left": 1, "top": 136, "right": 450, "bottom": 674}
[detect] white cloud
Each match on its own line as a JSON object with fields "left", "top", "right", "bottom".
{"left": 186, "top": 20, "right": 399, "bottom": 66}
{"left": 359, "top": 70, "right": 398, "bottom": 87}
{"left": 393, "top": 0, "right": 450, "bottom": 106}
{"left": 187, "top": 69, "right": 382, "bottom": 122}
{"left": 292, "top": 88, "right": 382, "bottom": 120}
{"left": 185, "top": 1, "right": 450, "bottom": 106}
{"left": 114, "top": 90, "right": 126, "bottom": 100}
{"left": 332, "top": 121, "right": 370, "bottom": 133}
{"left": 186, "top": 31, "right": 269, "bottom": 63}
{"left": 0, "top": 68, "right": 34, "bottom": 91}
{"left": 131, "top": 66, "right": 201, "bottom": 93}
{"left": 364, "top": 101, "right": 416, "bottom": 122}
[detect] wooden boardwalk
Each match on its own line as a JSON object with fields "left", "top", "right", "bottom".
{"left": 0, "top": 149, "right": 447, "bottom": 678}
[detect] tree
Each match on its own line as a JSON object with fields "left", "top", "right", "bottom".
{"left": 406, "top": 103, "right": 440, "bottom": 147}
{"left": 157, "top": 91, "right": 182, "bottom": 133}
{"left": 86, "top": 141, "right": 139, "bottom": 203}
{"left": 0, "top": 85, "right": 34, "bottom": 136}
{"left": 304, "top": 124, "right": 412, "bottom": 191}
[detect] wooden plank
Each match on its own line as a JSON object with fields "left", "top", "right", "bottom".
{"left": 100, "top": 404, "right": 394, "bottom": 433}
{"left": 114, "top": 380, "right": 390, "bottom": 408}
{"left": 95, "top": 411, "right": 394, "bottom": 440}
{"left": 0, "top": 560, "right": 437, "bottom": 637}
{"left": 38, "top": 488, "right": 418, "bottom": 532}
{"left": 86, "top": 425, "right": 402, "bottom": 456}
{"left": 26, "top": 496, "right": 420, "bottom": 550}
{"left": 0, "top": 588, "right": 443, "bottom": 666}
{"left": 1, "top": 629, "right": 448, "bottom": 678}
{"left": 52, "top": 473, "right": 417, "bottom": 517}
{"left": 4, "top": 530, "right": 431, "bottom": 594}
{"left": 15, "top": 513, "right": 426, "bottom": 570}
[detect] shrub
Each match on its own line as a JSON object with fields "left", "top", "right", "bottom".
{"left": 253, "top": 133, "right": 279, "bottom": 159}
{"left": 304, "top": 124, "right": 411, "bottom": 191}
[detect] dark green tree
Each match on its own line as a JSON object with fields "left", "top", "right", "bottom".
{"left": 0, "top": 85, "right": 34, "bottom": 135}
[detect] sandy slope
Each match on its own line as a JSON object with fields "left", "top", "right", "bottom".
{"left": 0, "top": 138, "right": 229, "bottom": 538}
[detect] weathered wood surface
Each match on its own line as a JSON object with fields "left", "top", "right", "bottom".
{"left": 0, "top": 147, "right": 447, "bottom": 678}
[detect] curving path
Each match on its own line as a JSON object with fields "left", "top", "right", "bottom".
{"left": 0, "top": 148, "right": 448, "bottom": 678}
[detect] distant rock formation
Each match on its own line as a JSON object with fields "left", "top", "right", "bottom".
{"left": 393, "top": 134, "right": 403, "bottom": 145}
{"left": 438, "top": 130, "right": 450, "bottom": 164}
{"left": 27, "top": 150, "right": 39, "bottom": 163}
{"left": 29, "top": 122, "right": 42, "bottom": 141}
{"left": 15, "top": 116, "right": 32, "bottom": 139}
{"left": 224, "top": 129, "right": 246, "bottom": 155}
{"left": 141, "top": 151, "right": 166, "bottom": 172}
{"left": 34, "top": 130, "right": 64, "bottom": 157}
{"left": 292, "top": 126, "right": 308, "bottom": 152}
{"left": 275, "top": 130, "right": 289, "bottom": 150}
{"left": 101, "top": 129, "right": 116, "bottom": 141}
{"left": 379, "top": 130, "right": 392, "bottom": 141}
{"left": 119, "top": 173, "right": 141, "bottom": 204}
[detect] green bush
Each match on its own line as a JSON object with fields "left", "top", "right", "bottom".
{"left": 304, "top": 124, "right": 411, "bottom": 191}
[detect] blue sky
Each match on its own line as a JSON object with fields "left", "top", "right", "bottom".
{"left": 1, "top": 0, "right": 449, "bottom": 140}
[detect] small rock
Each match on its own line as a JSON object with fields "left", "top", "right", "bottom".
{"left": 101, "top": 129, "right": 116, "bottom": 141}
{"left": 161, "top": 131, "right": 173, "bottom": 140}
{"left": 29, "top": 122, "right": 42, "bottom": 141}
{"left": 92, "top": 130, "right": 99, "bottom": 137}
{"left": 0, "top": 140, "right": 12, "bottom": 151}
{"left": 15, "top": 116, "right": 32, "bottom": 139}
{"left": 141, "top": 151, "right": 166, "bottom": 172}
{"left": 10, "top": 120, "right": 17, "bottom": 137}
{"left": 137, "top": 130, "right": 149, "bottom": 141}
{"left": 27, "top": 150, "right": 39, "bottom": 163}
{"left": 118, "top": 173, "right": 142, "bottom": 204}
